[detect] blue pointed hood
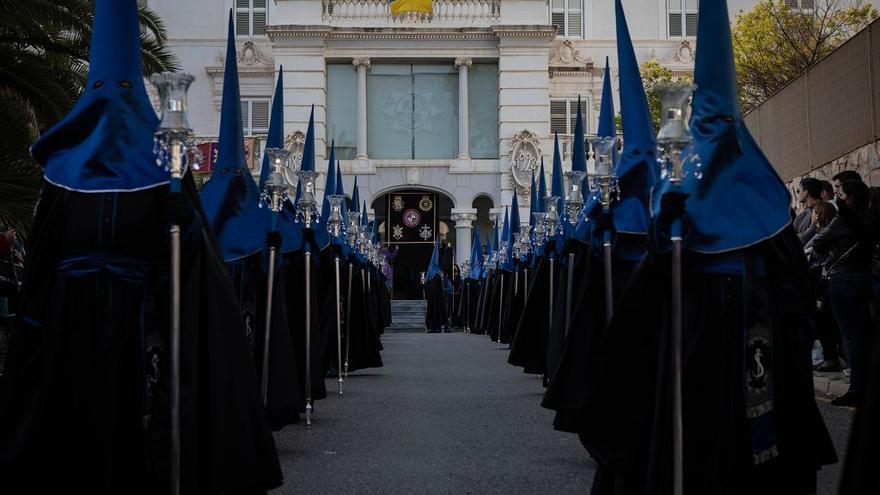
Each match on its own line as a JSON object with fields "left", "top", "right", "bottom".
{"left": 652, "top": 0, "right": 790, "bottom": 252}
{"left": 469, "top": 226, "right": 483, "bottom": 279}
{"left": 301, "top": 106, "right": 316, "bottom": 172}
{"left": 598, "top": 58, "right": 616, "bottom": 138}
{"left": 361, "top": 202, "right": 368, "bottom": 227}
{"left": 260, "top": 68, "right": 285, "bottom": 187}
{"left": 255, "top": 67, "right": 303, "bottom": 252}
{"left": 572, "top": 97, "right": 587, "bottom": 173}
{"left": 32, "top": 0, "right": 169, "bottom": 192}
{"left": 501, "top": 207, "right": 515, "bottom": 270}
{"left": 351, "top": 176, "right": 360, "bottom": 212}
{"left": 594, "top": 0, "right": 657, "bottom": 236}
{"left": 426, "top": 240, "right": 442, "bottom": 281}
{"left": 551, "top": 133, "right": 565, "bottom": 205}
{"left": 492, "top": 217, "right": 499, "bottom": 253}
{"left": 200, "top": 13, "right": 267, "bottom": 261}
{"left": 510, "top": 190, "right": 521, "bottom": 235}
{"left": 529, "top": 171, "right": 538, "bottom": 226}
{"left": 537, "top": 159, "right": 547, "bottom": 212}
{"left": 336, "top": 166, "right": 349, "bottom": 225}
{"left": 320, "top": 141, "right": 337, "bottom": 221}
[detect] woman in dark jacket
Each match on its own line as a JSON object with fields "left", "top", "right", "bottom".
{"left": 811, "top": 180, "right": 875, "bottom": 406}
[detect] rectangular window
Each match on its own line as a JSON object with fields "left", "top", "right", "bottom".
{"left": 367, "top": 64, "right": 460, "bottom": 160}
{"left": 236, "top": 0, "right": 267, "bottom": 36}
{"left": 413, "top": 65, "right": 458, "bottom": 159}
{"left": 327, "top": 64, "right": 358, "bottom": 160}
{"left": 550, "top": 98, "right": 589, "bottom": 159}
{"left": 550, "top": 0, "right": 583, "bottom": 38}
{"left": 668, "top": 0, "right": 698, "bottom": 38}
{"left": 241, "top": 98, "right": 270, "bottom": 136}
{"left": 468, "top": 64, "right": 499, "bottom": 159}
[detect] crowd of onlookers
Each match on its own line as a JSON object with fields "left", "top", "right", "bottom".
{"left": 798, "top": 170, "right": 879, "bottom": 407}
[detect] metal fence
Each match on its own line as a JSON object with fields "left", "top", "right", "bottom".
{"left": 743, "top": 17, "right": 880, "bottom": 181}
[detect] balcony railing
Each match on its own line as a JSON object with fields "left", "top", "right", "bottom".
{"left": 322, "top": 0, "right": 501, "bottom": 25}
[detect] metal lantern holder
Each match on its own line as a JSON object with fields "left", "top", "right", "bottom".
{"left": 296, "top": 168, "right": 320, "bottom": 428}
{"left": 151, "top": 71, "right": 200, "bottom": 495}
{"left": 327, "top": 195, "right": 345, "bottom": 396}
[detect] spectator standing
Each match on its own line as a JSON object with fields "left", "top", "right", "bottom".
{"left": 812, "top": 180, "right": 876, "bottom": 406}
{"left": 805, "top": 202, "right": 843, "bottom": 371}
{"left": 796, "top": 177, "right": 824, "bottom": 244}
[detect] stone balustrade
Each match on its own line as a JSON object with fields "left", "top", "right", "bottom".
{"left": 322, "top": 0, "right": 501, "bottom": 25}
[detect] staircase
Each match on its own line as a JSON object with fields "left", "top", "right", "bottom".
{"left": 388, "top": 299, "right": 427, "bottom": 332}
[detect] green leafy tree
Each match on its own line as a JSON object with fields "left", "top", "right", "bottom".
{"left": 732, "top": 0, "right": 878, "bottom": 112}
{"left": 0, "top": 0, "right": 179, "bottom": 236}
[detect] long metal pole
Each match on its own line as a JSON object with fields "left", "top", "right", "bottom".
{"left": 261, "top": 246, "right": 277, "bottom": 405}
{"left": 671, "top": 222, "right": 684, "bottom": 495}
{"left": 603, "top": 207, "right": 614, "bottom": 326}
{"left": 466, "top": 282, "right": 471, "bottom": 334}
{"left": 548, "top": 259, "right": 555, "bottom": 331}
{"left": 344, "top": 263, "right": 353, "bottom": 378}
{"left": 304, "top": 249, "right": 313, "bottom": 428}
{"left": 565, "top": 252, "right": 574, "bottom": 338}
{"left": 334, "top": 257, "right": 343, "bottom": 396}
{"left": 497, "top": 273, "right": 505, "bottom": 349}
{"left": 169, "top": 143, "right": 182, "bottom": 495}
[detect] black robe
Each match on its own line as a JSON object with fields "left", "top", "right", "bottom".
{"left": 425, "top": 276, "right": 447, "bottom": 332}
{"left": 342, "top": 260, "right": 383, "bottom": 372}
{"left": 283, "top": 245, "right": 328, "bottom": 403}
{"left": 542, "top": 235, "right": 643, "bottom": 434}
{"left": 228, "top": 255, "right": 303, "bottom": 429}
{"left": 0, "top": 180, "right": 282, "bottom": 493}
{"left": 508, "top": 251, "right": 561, "bottom": 376}
{"left": 576, "top": 227, "right": 837, "bottom": 495}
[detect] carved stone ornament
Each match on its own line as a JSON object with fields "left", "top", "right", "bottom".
{"left": 672, "top": 40, "right": 695, "bottom": 64}
{"left": 284, "top": 131, "right": 306, "bottom": 169}
{"left": 508, "top": 130, "right": 542, "bottom": 199}
{"left": 549, "top": 39, "right": 591, "bottom": 68}
{"left": 238, "top": 40, "right": 272, "bottom": 66}
{"left": 406, "top": 166, "right": 420, "bottom": 185}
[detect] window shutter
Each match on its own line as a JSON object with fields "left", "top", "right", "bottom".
{"left": 568, "top": 11, "right": 582, "bottom": 37}
{"left": 252, "top": 10, "right": 267, "bottom": 35}
{"left": 241, "top": 101, "right": 250, "bottom": 133}
{"left": 685, "top": 13, "right": 698, "bottom": 36}
{"left": 684, "top": 0, "right": 698, "bottom": 9}
{"left": 550, "top": 100, "right": 568, "bottom": 135}
{"left": 669, "top": 13, "right": 682, "bottom": 37}
{"left": 668, "top": 0, "right": 682, "bottom": 10}
{"left": 251, "top": 100, "right": 270, "bottom": 132}
{"left": 236, "top": 10, "right": 250, "bottom": 36}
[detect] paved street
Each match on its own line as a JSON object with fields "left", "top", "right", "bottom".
{"left": 272, "top": 331, "right": 593, "bottom": 494}
{"left": 271, "top": 331, "right": 855, "bottom": 495}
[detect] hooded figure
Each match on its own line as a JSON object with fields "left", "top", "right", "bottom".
{"left": 424, "top": 241, "right": 447, "bottom": 333}
{"left": 508, "top": 144, "right": 562, "bottom": 379}
{"left": 279, "top": 108, "right": 336, "bottom": 404}
{"left": 542, "top": 6, "right": 659, "bottom": 477}
{"left": 0, "top": 3, "right": 281, "bottom": 492}
{"left": 574, "top": 1, "right": 836, "bottom": 493}
{"left": 201, "top": 29, "right": 303, "bottom": 431}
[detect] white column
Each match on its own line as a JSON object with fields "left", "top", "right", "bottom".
{"left": 455, "top": 57, "right": 472, "bottom": 160}
{"left": 353, "top": 57, "right": 371, "bottom": 159}
{"left": 451, "top": 211, "right": 477, "bottom": 265}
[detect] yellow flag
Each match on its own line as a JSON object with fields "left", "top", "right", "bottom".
{"left": 389, "top": 0, "right": 433, "bottom": 16}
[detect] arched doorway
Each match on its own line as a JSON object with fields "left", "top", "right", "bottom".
{"left": 371, "top": 189, "right": 455, "bottom": 299}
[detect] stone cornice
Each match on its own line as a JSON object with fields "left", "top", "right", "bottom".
{"left": 205, "top": 66, "right": 275, "bottom": 78}
{"left": 491, "top": 25, "right": 557, "bottom": 40}
{"left": 266, "top": 24, "right": 556, "bottom": 41}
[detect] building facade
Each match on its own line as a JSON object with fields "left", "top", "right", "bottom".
{"left": 147, "top": 0, "right": 758, "bottom": 276}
